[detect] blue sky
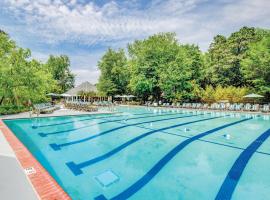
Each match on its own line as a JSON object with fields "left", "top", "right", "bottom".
{"left": 1, "top": 0, "right": 270, "bottom": 85}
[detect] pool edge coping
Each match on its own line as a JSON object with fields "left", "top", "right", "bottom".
{"left": 0, "top": 119, "right": 71, "bottom": 200}
{"left": 0, "top": 110, "right": 117, "bottom": 120}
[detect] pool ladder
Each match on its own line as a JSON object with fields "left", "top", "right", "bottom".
{"left": 30, "top": 107, "right": 40, "bottom": 128}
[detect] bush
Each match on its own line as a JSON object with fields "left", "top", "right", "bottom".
{"left": 0, "top": 105, "right": 28, "bottom": 115}
{"left": 201, "top": 85, "right": 249, "bottom": 103}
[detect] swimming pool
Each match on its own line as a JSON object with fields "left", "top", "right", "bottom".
{"left": 4, "top": 106, "right": 270, "bottom": 200}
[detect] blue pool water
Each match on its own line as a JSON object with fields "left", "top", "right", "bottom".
{"left": 4, "top": 106, "right": 270, "bottom": 200}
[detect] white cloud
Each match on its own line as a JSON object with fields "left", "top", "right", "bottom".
{"left": 72, "top": 69, "right": 100, "bottom": 85}
{"left": 2, "top": 0, "right": 205, "bottom": 45}
{"left": 222, "top": 0, "right": 270, "bottom": 25}
{"left": 31, "top": 49, "right": 103, "bottom": 85}
{"left": 3, "top": 0, "right": 269, "bottom": 49}
{"left": 1, "top": 0, "right": 270, "bottom": 84}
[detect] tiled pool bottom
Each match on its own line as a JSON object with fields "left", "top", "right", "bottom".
{"left": 3, "top": 108, "right": 270, "bottom": 200}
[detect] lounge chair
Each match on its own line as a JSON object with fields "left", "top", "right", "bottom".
{"left": 202, "top": 104, "right": 208, "bottom": 109}
{"left": 243, "top": 103, "right": 252, "bottom": 111}
{"left": 262, "top": 104, "right": 270, "bottom": 113}
{"left": 220, "top": 103, "right": 226, "bottom": 110}
{"left": 33, "top": 103, "right": 57, "bottom": 114}
{"left": 235, "top": 104, "right": 243, "bottom": 111}
{"left": 228, "top": 104, "right": 235, "bottom": 111}
{"left": 215, "top": 103, "right": 221, "bottom": 110}
{"left": 210, "top": 103, "right": 216, "bottom": 110}
{"left": 196, "top": 103, "right": 200, "bottom": 109}
{"left": 251, "top": 104, "right": 260, "bottom": 112}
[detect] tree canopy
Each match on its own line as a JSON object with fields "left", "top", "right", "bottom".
{"left": 97, "top": 48, "right": 129, "bottom": 96}
{"left": 241, "top": 30, "right": 270, "bottom": 99}
{"left": 0, "top": 30, "right": 75, "bottom": 113}
{"left": 98, "top": 27, "right": 270, "bottom": 102}
{"left": 46, "top": 55, "right": 75, "bottom": 93}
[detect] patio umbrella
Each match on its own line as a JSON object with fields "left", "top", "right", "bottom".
{"left": 243, "top": 93, "right": 264, "bottom": 103}
{"left": 243, "top": 93, "right": 264, "bottom": 98}
{"left": 126, "top": 95, "right": 135, "bottom": 98}
{"left": 126, "top": 95, "right": 135, "bottom": 101}
{"left": 61, "top": 93, "right": 72, "bottom": 97}
{"left": 46, "top": 93, "right": 59, "bottom": 96}
{"left": 218, "top": 100, "right": 229, "bottom": 103}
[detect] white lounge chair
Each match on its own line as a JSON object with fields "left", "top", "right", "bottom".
{"left": 262, "top": 104, "right": 269, "bottom": 113}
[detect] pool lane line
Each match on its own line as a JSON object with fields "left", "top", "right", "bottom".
{"left": 35, "top": 112, "right": 155, "bottom": 128}
{"left": 121, "top": 120, "right": 270, "bottom": 156}
{"left": 50, "top": 113, "right": 204, "bottom": 150}
{"left": 117, "top": 121, "right": 270, "bottom": 157}
{"left": 93, "top": 117, "right": 251, "bottom": 200}
{"left": 65, "top": 115, "right": 224, "bottom": 175}
{"left": 40, "top": 111, "right": 190, "bottom": 137}
{"left": 215, "top": 128, "right": 270, "bottom": 200}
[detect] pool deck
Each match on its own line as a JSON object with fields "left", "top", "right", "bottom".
{"left": 0, "top": 129, "right": 38, "bottom": 200}
{"left": 0, "top": 108, "right": 112, "bottom": 200}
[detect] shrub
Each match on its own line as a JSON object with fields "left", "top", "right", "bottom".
{"left": 201, "top": 85, "right": 249, "bottom": 103}
{"left": 0, "top": 105, "right": 28, "bottom": 115}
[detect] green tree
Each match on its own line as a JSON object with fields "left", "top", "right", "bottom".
{"left": 0, "top": 31, "right": 56, "bottom": 107}
{"left": 158, "top": 44, "right": 204, "bottom": 101}
{"left": 128, "top": 33, "right": 204, "bottom": 102}
{"left": 46, "top": 55, "right": 75, "bottom": 93}
{"left": 206, "top": 27, "right": 261, "bottom": 87}
{"left": 128, "top": 33, "right": 180, "bottom": 101}
{"left": 241, "top": 31, "right": 270, "bottom": 100}
{"left": 97, "top": 48, "right": 129, "bottom": 96}
{"left": 0, "top": 29, "right": 7, "bottom": 35}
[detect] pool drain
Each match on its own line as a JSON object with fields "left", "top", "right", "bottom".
{"left": 94, "top": 170, "right": 119, "bottom": 187}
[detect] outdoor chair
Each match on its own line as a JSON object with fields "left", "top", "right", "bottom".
{"left": 235, "top": 104, "right": 242, "bottom": 111}
{"left": 243, "top": 103, "right": 252, "bottom": 111}
{"left": 262, "top": 104, "right": 270, "bottom": 113}
{"left": 220, "top": 103, "right": 226, "bottom": 110}
{"left": 33, "top": 103, "right": 57, "bottom": 114}
{"left": 251, "top": 104, "right": 260, "bottom": 112}
{"left": 202, "top": 104, "right": 208, "bottom": 109}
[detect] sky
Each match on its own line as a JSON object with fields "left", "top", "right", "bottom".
{"left": 0, "top": 0, "right": 270, "bottom": 85}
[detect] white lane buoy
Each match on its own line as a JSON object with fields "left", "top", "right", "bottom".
{"left": 224, "top": 134, "right": 231, "bottom": 140}
{"left": 184, "top": 128, "right": 190, "bottom": 132}
{"left": 150, "top": 123, "right": 153, "bottom": 127}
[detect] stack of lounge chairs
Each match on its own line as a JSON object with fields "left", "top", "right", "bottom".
{"left": 92, "top": 101, "right": 113, "bottom": 106}
{"left": 33, "top": 103, "right": 58, "bottom": 114}
{"left": 65, "top": 102, "right": 98, "bottom": 112}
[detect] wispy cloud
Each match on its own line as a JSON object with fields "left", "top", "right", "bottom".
{"left": 2, "top": 0, "right": 269, "bottom": 48}
{"left": 2, "top": 0, "right": 204, "bottom": 45}
{"left": 1, "top": 0, "right": 269, "bottom": 85}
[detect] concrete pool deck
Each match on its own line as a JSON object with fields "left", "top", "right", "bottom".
{"left": 0, "top": 129, "right": 38, "bottom": 200}
{"left": 0, "top": 108, "right": 113, "bottom": 200}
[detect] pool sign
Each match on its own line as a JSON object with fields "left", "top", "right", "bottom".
{"left": 24, "top": 167, "right": 36, "bottom": 175}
